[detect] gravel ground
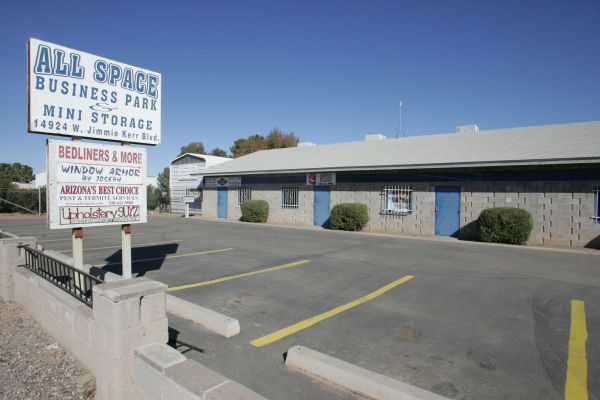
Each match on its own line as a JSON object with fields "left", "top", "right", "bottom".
{"left": 0, "top": 300, "right": 95, "bottom": 400}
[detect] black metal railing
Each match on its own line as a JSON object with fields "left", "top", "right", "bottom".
{"left": 19, "top": 245, "right": 103, "bottom": 307}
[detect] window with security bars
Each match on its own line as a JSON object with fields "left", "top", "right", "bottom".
{"left": 381, "top": 186, "right": 412, "bottom": 215}
{"left": 281, "top": 187, "right": 299, "bottom": 208}
{"left": 237, "top": 187, "right": 252, "bottom": 206}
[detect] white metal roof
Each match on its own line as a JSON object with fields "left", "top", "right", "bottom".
{"left": 171, "top": 153, "right": 231, "bottom": 167}
{"left": 201, "top": 121, "right": 600, "bottom": 176}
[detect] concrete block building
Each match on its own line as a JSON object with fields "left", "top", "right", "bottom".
{"left": 199, "top": 121, "right": 600, "bottom": 248}
{"left": 169, "top": 153, "right": 230, "bottom": 214}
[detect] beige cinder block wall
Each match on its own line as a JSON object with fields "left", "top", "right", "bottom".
{"left": 203, "top": 178, "right": 600, "bottom": 248}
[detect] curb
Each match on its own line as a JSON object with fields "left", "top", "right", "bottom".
{"left": 154, "top": 214, "right": 599, "bottom": 257}
{"left": 166, "top": 294, "right": 240, "bottom": 338}
{"left": 285, "top": 346, "right": 450, "bottom": 400}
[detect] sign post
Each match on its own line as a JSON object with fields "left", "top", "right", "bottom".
{"left": 28, "top": 38, "right": 161, "bottom": 280}
{"left": 72, "top": 228, "right": 83, "bottom": 268}
{"left": 182, "top": 195, "right": 195, "bottom": 218}
{"left": 121, "top": 224, "right": 132, "bottom": 279}
{"left": 121, "top": 142, "right": 132, "bottom": 279}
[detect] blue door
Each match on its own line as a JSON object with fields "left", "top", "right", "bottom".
{"left": 217, "top": 187, "right": 228, "bottom": 219}
{"left": 435, "top": 186, "right": 460, "bottom": 236}
{"left": 313, "top": 186, "right": 330, "bottom": 227}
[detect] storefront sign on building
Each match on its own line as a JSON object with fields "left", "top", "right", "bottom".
{"left": 47, "top": 140, "right": 147, "bottom": 229}
{"left": 204, "top": 177, "right": 241, "bottom": 188}
{"left": 28, "top": 38, "right": 161, "bottom": 145}
{"left": 306, "top": 173, "right": 336, "bottom": 186}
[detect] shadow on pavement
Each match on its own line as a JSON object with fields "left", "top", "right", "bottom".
{"left": 102, "top": 243, "right": 179, "bottom": 277}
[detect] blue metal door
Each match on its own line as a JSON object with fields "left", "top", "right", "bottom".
{"left": 435, "top": 186, "right": 460, "bottom": 236}
{"left": 217, "top": 187, "right": 228, "bottom": 219}
{"left": 313, "top": 186, "right": 330, "bottom": 227}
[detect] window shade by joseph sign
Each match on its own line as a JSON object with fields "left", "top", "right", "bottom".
{"left": 28, "top": 39, "right": 161, "bottom": 145}
{"left": 47, "top": 140, "right": 147, "bottom": 229}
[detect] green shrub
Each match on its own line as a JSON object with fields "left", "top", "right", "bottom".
{"left": 240, "top": 200, "right": 269, "bottom": 223}
{"left": 477, "top": 207, "right": 533, "bottom": 245}
{"left": 330, "top": 203, "right": 369, "bottom": 231}
{"left": 1, "top": 188, "right": 46, "bottom": 214}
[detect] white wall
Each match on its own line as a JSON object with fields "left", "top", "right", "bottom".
{"left": 169, "top": 154, "right": 230, "bottom": 214}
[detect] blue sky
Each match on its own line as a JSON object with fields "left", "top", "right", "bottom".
{"left": 1, "top": 0, "right": 599, "bottom": 176}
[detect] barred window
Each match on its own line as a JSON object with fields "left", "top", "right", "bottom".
{"left": 281, "top": 187, "right": 299, "bottom": 208}
{"left": 237, "top": 187, "right": 252, "bottom": 206}
{"left": 381, "top": 186, "right": 412, "bottom": 215}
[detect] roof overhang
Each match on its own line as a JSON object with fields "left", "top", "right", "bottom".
{"left": 197, "top": 157, "right": 600, "bottom": 177}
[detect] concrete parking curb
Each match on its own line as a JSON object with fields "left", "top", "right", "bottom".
{"left": 163, "top": 214, "right": 599, "bottom": 256}
{"left": 166, "top": 294, "right": 240, "bottom": 338}
{"left": 285, "top": 346, "right": 451, "bottom": 400}
{"left": 134, "top": 343, "right": 268, "bottom": 400}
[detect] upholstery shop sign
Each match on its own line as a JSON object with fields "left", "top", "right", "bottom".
{"left": 47, "top": 140, "right": 147, "bottom": 229}
{"left": 28, "top": 38, "right": 161, "bottom": 145}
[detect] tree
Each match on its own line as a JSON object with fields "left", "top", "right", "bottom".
{"left": 179, "top": 142, "right": 205, "bottom": 155}
{"left": 266, "top": 128, "right": 298, "bottom": 149}
{"left": 157, "top": 167, "right": 169, "bottom": 192}
{"left": 230, "top": 129, "right": 299, "bottom": 158}
{"left": 146, "top": 185, "right": 161, "bottom": 210}
{"left": 0, "top": 163, "right": 34, "bottom": 183}
{"left": 156, "top": 167, "right": 170, "bottom": 212}
{"left": 230, "top": 134, "right": 266, "bottom": 158}
{"left": 210, "top": 148, "right": 229, "bottom": 157}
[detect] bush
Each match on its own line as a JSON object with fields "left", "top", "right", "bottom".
{"left": 1, "top": 187, "right": 46, "bottom": 214}
{"left": 240, "top": 200, "right": 269, "bottom": 223}
{"left": 477, "top": 207, "right": 533, "bottom": 245}
{"left": 330, "top": 203, "right": 369, "bottom": 231}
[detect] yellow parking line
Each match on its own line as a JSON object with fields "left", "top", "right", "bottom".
{"left": 168, "top": 260, "right": 311, "bottom": 292}
{"left": 565, "top": 299, "right": 588, "bottom": 400}
{"left": 57, "top": 240, "right": 178, "bottom": 253}
{"left": 98, "top": 247, "right": 234, "bottom": 267}
{"left": 250, "top": 275, "right": 415, "bottom": 348}
{"left": 40, "top": 233, "right": 141, "bottom": 243}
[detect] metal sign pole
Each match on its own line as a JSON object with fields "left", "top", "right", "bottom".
{"left": 72, "top": 228, "right": 83, "bottom": 268}
{"left": 121, "top": 224, "right": 132, "bottom": 279}
{"left": 121, "top": 142, "right": 132, "bottom": 279}
{"left": 71, "top": 137, "right": 83, "bottom": 268}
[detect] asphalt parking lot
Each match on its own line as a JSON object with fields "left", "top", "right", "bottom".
{"left": 1, "top": 214, "right": 599, "bottom": 400}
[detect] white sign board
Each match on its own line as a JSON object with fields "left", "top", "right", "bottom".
{"left": 306, "top": 173, "right": 336, "bottom": 186}
{"left": 47, "top": 140, "right": 147, "bottom": 229}
{"left": 204, "top": 177, "right": 241, "bottom": 188}
{"left": 28, "top": 38, "right": 161, "bottom": 145}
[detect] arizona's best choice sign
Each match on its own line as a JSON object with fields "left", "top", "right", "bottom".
{"left": 28, "top": 38, "right": 161, "bottom": 145}
{"left": 47, "top": 140, "right": 147, "bottom": 229}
